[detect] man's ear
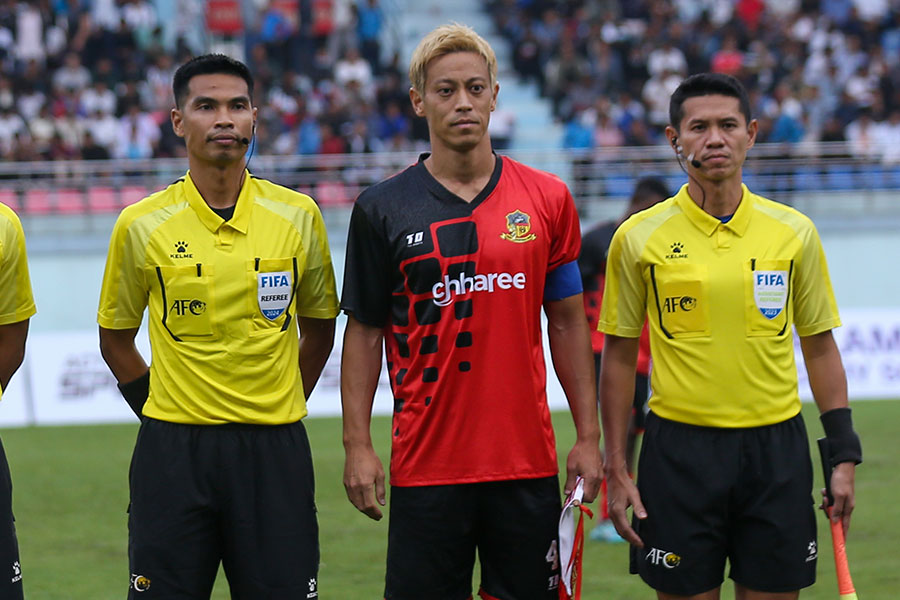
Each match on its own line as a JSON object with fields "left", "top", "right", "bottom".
{"left": 409, "top": 87, "right": 425, "bottom": 117}
{"left": 171, "top": 108, "right": 184, "bottom": 138}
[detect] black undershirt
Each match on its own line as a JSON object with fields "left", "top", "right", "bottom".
{"left": 210, "top": 204, "right": 236, "bottom": 221}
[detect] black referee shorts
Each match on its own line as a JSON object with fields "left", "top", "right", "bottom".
{"left": 630, "top": 412, "right": 817, "bottom": 595}
{"left": 0, "top": 437, "right": 23, "bottom": 600}
{"left": 128, "top": 418, "right": 319, "bottom": 599}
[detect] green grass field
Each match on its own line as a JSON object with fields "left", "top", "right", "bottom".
{"left": 3, "top": 399, "right": 897, "bottom": 599}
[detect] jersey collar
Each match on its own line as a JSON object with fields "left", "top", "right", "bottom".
{"left": 675, "top": 183, "right": 753, "bottom": 237}
{"left": 183, "top": 169, "right": 253, "bottom": 234}
{"left": 414, "top": 152, "right": 503, "bottom": 210}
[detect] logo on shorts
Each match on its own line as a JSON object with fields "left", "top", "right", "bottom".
{"left": 500, "top": 210, "right": 537, "bottom": 243}
{"left": 130, "top": 574, "right": 151, "bottom": 592}
{"left": 307, "top": 577, "right": 318, "bottom": 598}
{"left": 10, "top": 561, "right": 21, "bottom": 584}
{"left": 806, "top": 540, "right": 818, "bottom": 562}
{"left": 646, "top": 547, "right": 681, "bottom": 568}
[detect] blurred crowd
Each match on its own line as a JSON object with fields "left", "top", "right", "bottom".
{"left": 487, "top": 0, "right": 900, "bottom": 162}
{"left": 0, "top": 0, "right": 428, "bottom": 163}
{"left": 5, "top": 0, "right": 900, "bottom": 164}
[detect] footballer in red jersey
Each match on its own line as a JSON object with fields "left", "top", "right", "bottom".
{"left": 340, "top": 23, "right": 601, "bottom": 600}
{"left": 343, "top": 154, "right": 582, "bottom": 486}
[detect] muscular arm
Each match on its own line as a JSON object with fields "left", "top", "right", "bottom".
{"left": 800, "top": 330, "right": 856, "bottom": 532}
{"left": 340, "top": 314, "right": 386, "bottom": 520}
{"left": 544, "top": 294, "right": 603, "bottom": 502}
{"left": 297, "top": 316, "right": 336, "bottom": 399}
{"left": 98, "top": 326, "right": 148, "bottom": 382}
{"left": 0, "top": 320, "right": 29, "bottom": 392}
{"left": 599, "top": 333, "right": 647, "bottom": 546}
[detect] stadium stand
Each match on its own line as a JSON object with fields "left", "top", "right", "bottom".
{"left": 1, "top": 1, "right": 900, "bottom": 216}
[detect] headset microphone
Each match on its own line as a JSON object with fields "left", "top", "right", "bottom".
{"left": 240, "top": 137, "right": 251, "bottom": 145}
{"left": 687, "top": 152, "right": 702, "bottom": 168}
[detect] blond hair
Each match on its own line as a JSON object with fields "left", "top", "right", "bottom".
{"left": 408, "top": 23, "right": 498, "bottom": 93}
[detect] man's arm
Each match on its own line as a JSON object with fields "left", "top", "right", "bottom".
{"left": 0, "top": 320, "right": 29, "bottom": 392}
{"left": 340, "top": 314, "right": 386, "bottom": 521}
{"left": 99, "top": 327, "right": 148, "bottom": 382}
{"left": 99, "top": 326, "right": 150, "bottom": 417}
{"left": 800, "top": 330, "right": 858, "bottom": 533}
{"left": 544, "top": 294, "right": 603, "bottom": 502}
{"left": 297, "top": 316, "right": 336, "bottom": 399}
{"left": 599, "top": 333, "right": 647, "bottom": 546}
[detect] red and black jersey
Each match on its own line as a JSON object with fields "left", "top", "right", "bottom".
{"left": 341, "top": 155, "right": 582, "bottom": 486}
{"left": 578, "top": 220, "right": 651, "bottom": 375}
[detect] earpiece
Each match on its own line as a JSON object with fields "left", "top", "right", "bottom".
{"left": 672, "top": 136, "right": 701, "bottom": 168}
{"left": 240, "top": 123, "right": 257, "bottom": 146}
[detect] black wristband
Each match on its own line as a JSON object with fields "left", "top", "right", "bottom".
{"left": 820, "top": 407, "right": 863, "bottom": 467}
{"left": 117, "top": 371, "right": 150, "bottom": 418}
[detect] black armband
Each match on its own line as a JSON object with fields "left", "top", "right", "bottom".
{"left": 820, "top": 407, "right": 863, "bottom": 467}
{"left": 117, "top": 371, "right": 150, "bottom": 418}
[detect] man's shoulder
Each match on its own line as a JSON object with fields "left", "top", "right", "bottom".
{"left": 500, "top": 156, "right": 568, "bottom": 191}
{"left": 250, "top": 175, "right": 321, "bottom": 215}
{"left": 354, "top": 163, "right": 419, "bottom": 211}
{"left": 747, "top": 189, "right": 817, "bottom": 233}
{"left": 0, "top": 201, "right": 23, "bottom": 232}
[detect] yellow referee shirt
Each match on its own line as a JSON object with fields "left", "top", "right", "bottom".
{"left": 599, "top": 184, "right": 840, "bottom": 428}
{"left": 98, "top": 172, "right": 339, "bottom": 425}
{"left": 0, "top": 202, "right": 36, "bottom": 401}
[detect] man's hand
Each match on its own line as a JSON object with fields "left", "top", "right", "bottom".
{"left": 564, "top": 438, "right": 603, "bottom": 503}
{"left": 343, "top": 443, "right": 386, "bottom": 521}
{"left": 824, "top": 461, "right": 856, "bottom": 535}
{"left": 605, "top": 465, "right": 647, "bottom": 547}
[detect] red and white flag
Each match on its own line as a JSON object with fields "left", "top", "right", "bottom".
{"left": 558, "top": 476, "right": 593, "bottom": 600}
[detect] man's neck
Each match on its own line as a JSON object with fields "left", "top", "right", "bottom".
{"left": 189, "top": 160, "right": 246, "bottom": 209}
{"left": 688, "top": 174, "right": 743, "bottom": 218}
{"left": 424, "top": 143, "right": 495, "bottom": 203}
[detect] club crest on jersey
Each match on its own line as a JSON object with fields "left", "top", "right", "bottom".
{"left": 500, "top": 210, "right": 537, "bottom": 243}
{"left": 258, "top": 271, "right": 292, "bottom": 320}
{"left": 753, "top": 270, "right": 788, "bottom": 319}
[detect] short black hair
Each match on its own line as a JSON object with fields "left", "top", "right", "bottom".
{"left": 172, "top": 54, "right": 254, "bottom": 109}
{"left": 669, "top": 73, "right": 751, "bottom": 131}
{"left": 631, "top": 177, "right": 670, "bottom": 204}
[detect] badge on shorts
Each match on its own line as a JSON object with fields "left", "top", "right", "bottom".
{"left": 753, "top": 270, "right": 788, "bottom": 319}
{"left": 258, "top": 271, "right": 292, "bottom": 320}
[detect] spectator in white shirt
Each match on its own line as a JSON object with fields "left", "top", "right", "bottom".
{"left": 80, "top": 80, "right": 118, "bottom": 116}
{"left": 53, "top": 52, "right": 92, "bottom": 93}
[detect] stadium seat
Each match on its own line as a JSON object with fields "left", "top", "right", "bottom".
{"left": 120, "top": 185, "right": 148, "bottom": 206}
{"left": 22, "top": 188, "right": 53, "bottom": 215}
{"left": 825, "top": 165, "right": 855, "bottom": 191}
{"left": 792, "top": 166, "right": 820, "bottom": 191}
{"left": 56, "top": 188, "right": 85, "bottom": 214}
{"left": 603, "top": 175, "right": 635, "bottom": 198}
{"left": 87, "top": 187, "right": 121, "bottom": 213}
{"left": 313, "top": 180, "right": 350, "bottom": 206}
{"left": 0, "top": 188, "right": 20, "bottom": 212}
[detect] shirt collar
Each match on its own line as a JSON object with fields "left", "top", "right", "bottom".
{"left": 183, "top": 169, "right": 253, "bottom": 234}
{"left": 674, "top": 182, "right": 753, "bottom": 237}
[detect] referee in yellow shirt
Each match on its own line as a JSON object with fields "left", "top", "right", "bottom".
{"left": 98, "top": 55, "right": 339, "bottom": 598}
{"left": 0, "top": 202, "right": 34, "bottom": 600}
{"left": 599, "top": 73, "right": 861, "bottom": 599}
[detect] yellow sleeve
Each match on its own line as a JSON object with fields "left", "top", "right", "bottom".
{"left": 294, "top": 201, "right": 339, "bottom": 319}
{"left": 792, "top": 220, "right": 841, "bottom": 337}
{"left": 97, "top": 211, "right": 149, "bottom": 329}
{"left": 598, "top": 225, "right": 646, "bottom": 338}
{"left": 0, "top": 207, "right": 36, "bottom": 325}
